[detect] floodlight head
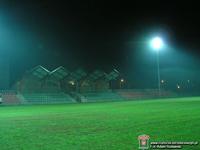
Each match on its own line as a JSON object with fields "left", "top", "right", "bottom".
{"left": 150, "top": 37, "right": 163, "bottom": 51}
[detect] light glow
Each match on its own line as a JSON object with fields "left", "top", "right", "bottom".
{"left": 150, "top": 37, "right": 163, "bottom": 50}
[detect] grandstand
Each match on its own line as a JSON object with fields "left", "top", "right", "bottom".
{"left": 81, "top": 91, "right": 122, "bottom": 102}
{"left": 22, "top": 92, "right": 75, "bottom": 104}
{"left": 83, "top": 69, "right": 109, "bottom": 92}
{"left": 15, "top": 65, "right": 50, "bottom": 93}
{"left": 79, "top": 89, "right": 176, "bottom": 103}
{"left": 78, "top": 69, "right": 122, "bottom": 102}
{"left": 0, "top": 91, "right": 21, "bottom": 105}
{"left": 0, "top": 65, "right": 177, "bottom": 105}
{"left": 116, "top": 89, "right": 177, "bottom": 100}
{"left": 68, "top": 68, "right": 87, "bottom": 92}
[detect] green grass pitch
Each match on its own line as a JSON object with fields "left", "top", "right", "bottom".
{"left": 0, "top": 97, "right": 200, "bottom": 150}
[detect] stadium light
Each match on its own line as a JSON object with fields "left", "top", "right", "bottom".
{"left": 150, "top": 37, "right": 163, "bottom": 51}
{"left": 150, "top": 36, "right": 164, "bottom": 96}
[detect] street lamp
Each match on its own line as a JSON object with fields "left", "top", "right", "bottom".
{"left": 150, "top": 36, "right": 164, "bottom": 96}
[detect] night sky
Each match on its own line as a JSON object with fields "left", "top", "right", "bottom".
{"left": 1, "top": 1, "right": 200, "bottom": 87}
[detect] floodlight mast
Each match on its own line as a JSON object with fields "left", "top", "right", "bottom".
{"left": 150, "top": 37, "right": 163, "bottom": 96}
{"left": 156, "top": 50, "right": 161, "bottom": 96}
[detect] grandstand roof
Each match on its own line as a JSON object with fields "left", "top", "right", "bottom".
{"left": 69, "top": 68, "right": 87, "bottom": 80}
{"left": 105, "top": 69, "right": 119, "bottom": 81}
{"left": 50, "top": 66, "right": 69, "bottom": 80}
{"left": 88, "top": 70, "right": 105, "bottom": 81}
{"left": 29, "top": 65, "right": 50, "bottom": 79}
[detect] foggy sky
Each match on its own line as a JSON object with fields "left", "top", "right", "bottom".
{"left": 1, "top": 1, "right": 200, "bottom": 86}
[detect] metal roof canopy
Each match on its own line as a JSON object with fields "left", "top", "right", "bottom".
{"left": 105, "top": 69, "right": 120, "bottom": 81}
{"left": 29, "top": 65, "right": 50, "bottom": 79}
{"left": 69, "top": 68, "right": 87, "bottom": 80}
{"left": 50, "top": 66, "right": 69, "bottom": 80}
{"left": 88, "top": 70, "right": 106, "bottom": 81}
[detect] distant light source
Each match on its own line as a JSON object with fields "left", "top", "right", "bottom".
{"left": 120, "top": 78, "right": 124, "bottom": 89}
{"left": 161, "top": 80, "right": 164, "bottom": 83}
{"left": 177, "top": 84, "right": 180, "bottom": 89}
{"left": 150, "top": 37, "right": 163, "bottom": 51}
{"left": 69, "top": 81, "right": 75, "bottom": 85}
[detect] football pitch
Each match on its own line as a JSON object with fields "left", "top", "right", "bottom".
{"left": 0, "top": 97, "right": 200, "bottom": 150}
